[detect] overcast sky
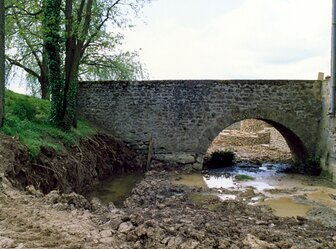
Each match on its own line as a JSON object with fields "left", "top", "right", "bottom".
{"left": 8, "top": 0, "right": 333, "bottom": 94}
{"left": 123, "top": 0, "right": 332, "bottom": 80}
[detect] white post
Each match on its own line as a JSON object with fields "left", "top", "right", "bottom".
{"left": 330, "top": 0, "right": 336, "bottom": 115}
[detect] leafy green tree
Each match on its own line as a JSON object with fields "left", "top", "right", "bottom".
{"left": 5, "top": 0, "right": 147, "bottom": 100}
{"left": 5, "top": 0, "right": 49, "bottom": 98}
{"left": 40, "top": 0, "right": 149, "bottom": 129}
{"left": 0, "top": 0, "right": 5, "bottom": 126}
{"left": 42, "top": 0, "right": 64, "bottom": 126}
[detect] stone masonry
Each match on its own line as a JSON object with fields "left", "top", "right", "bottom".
{"left": 240, "top": 119, "right": 290, "bottom": 152}
{"left": 78, "top": 80, "right": 322, "bottom": 169}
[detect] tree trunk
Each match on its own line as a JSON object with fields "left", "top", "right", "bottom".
{"left": 42, "top": 0, "right": 64, "bottom": 126}
{"left": 62, "top": 0, "right": 93, "bottom": 129}
{"left": 40, "top": 47, "right": 50, "bottom": 99}
{"left": 39, "top": 76, "right": 49, "bottom": 100}
{"left": 62, "top": 0, "right": 77, "bottom": 129}
{"left": 0, "top": 0, "right": 5, "bottom": 127}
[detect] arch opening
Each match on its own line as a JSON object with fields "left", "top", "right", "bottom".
{"left": 203, "top": 119, "right": 306, "bottom": 168}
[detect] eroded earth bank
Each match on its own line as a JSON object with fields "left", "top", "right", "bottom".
{"left": 0, "top": 134, "right": 335, "bottom": 249}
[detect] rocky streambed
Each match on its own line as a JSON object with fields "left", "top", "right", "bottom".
{"left": 1, "top": 163, "right": 335, "bottom": 249}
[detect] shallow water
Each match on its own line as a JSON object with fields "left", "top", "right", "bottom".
{"left": 171, "top": 174, "right": 207, "bottom": 188}
{"left": 263, "top": 197, "right": 312, "bottom": 217}
{"left": 173, "top": 163, "right": 336, "bottom": 219}
{"left": 204, "top": 163, "right": 288, "bottom": 191}
{"left": 87, "top": 173, "right": 143, "bottom": 207}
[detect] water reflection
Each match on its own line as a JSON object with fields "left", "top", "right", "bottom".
{"left": 203, "top": 163, "right": 289, "bottom": 191}
{"left": 87, "top": 173, "right": 143, "bottom": 207}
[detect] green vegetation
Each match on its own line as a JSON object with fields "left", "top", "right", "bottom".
{"left": 0, "top": 0, "right": 4, "bottom": 127}
{"left": 42, "top": 0, "right": 64, "bottom": 127}
{"left": 234, "top": 174, "right": 255, "bottom": 181}
{"left": 204, "top": 150, "right": 236, "bottom": 169}
{"left": 1, "top": 90, "right": 95, "bottom": 157}
{"left": 5, "top": 0, "right": 149, "bottom": 99}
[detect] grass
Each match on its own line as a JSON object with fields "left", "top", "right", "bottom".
{"left": 234, "top": 174, "right": 255, "bottom": 181}
{"left": 0, "top": 90, "right": 96, "bottom": 157}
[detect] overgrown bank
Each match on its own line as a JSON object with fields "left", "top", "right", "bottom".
{"left": 0, "top": 91, "right": 145, "bottom": 194}
{"left": 1, "top": 133, "right": 145, "bottom": 194}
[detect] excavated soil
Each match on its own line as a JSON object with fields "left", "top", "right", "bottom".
{"left": 0, "top": 134, "right": 335, "bottom": 248}
{"left": 1, "top": 133, "right": 144, "bottom": 194}
{"left": 0, "top": 166, "right": 335, "bottom": 248}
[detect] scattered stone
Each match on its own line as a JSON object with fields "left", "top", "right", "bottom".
{"left": 243, "top": 234, "right": 277, "bottom": 249}
{"left": 0, "top": 165, "right": 335, "bottom": 248}
{"left": 44, "top": 190, "right": 61, "bottom": 204}
{"left": 99, "top": 229, "right": 112, "bottom": 238}
{"left": 26, "top": 185, "right": 43, "bottom": 197}
{"left": 91, "top": 197, "right": 108, "bottom": 213}
{"left": 118, "top": 222, "right": 134, "bottom": 233}
{"left": 0, "top": 237, "right": 15, "bottom": 248}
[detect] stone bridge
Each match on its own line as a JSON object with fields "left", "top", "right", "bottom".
{"left": 78, "top": 80, "right": 322, "bottom": 169}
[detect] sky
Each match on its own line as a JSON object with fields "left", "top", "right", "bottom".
{"left": 8, "top": 0, "right": 333, "bottom": 93}
{"left": 122, "top": 0, "right": 332, "bottom": 80}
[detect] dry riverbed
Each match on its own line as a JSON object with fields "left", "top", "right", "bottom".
{"left": 0, "top": 164, "right": 336, "bottom": 249}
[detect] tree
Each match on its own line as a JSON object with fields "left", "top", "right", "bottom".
{"left": 42, "top": 0, "right": 64, "bottom": 126}
{"left": 41, "top": 0, "right": 149, "bottom": 129}
{"left": 0, "top": 0, "right": 5, "bottom": 127}
{"left": 5, "top": 0, "right": 49, "bottom": 98}
{"left": 5, "top": 0, "right": 146, "bottom": 99}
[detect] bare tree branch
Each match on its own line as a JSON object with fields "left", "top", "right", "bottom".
{"left": 5, "top": 55, "right": 39, "bottom": 78}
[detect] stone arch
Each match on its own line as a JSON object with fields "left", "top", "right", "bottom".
{"left": 198, "top": 109, "right": 307, "bottom": 164}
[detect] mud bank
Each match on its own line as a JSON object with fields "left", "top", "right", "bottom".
{"left": 0, "top": 133, "right": 145, "bottom": 194}
{"left": 0, "top": 166, "right": 335, "bottom": 248}
{"left": 0, "top": 134, "right": 335, "bottom": 248}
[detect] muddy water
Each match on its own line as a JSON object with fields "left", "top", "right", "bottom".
{"left": 171, "top": 174, "right": 208, "bottom": 188}
{"left": 172, "top": 163, "right": 336, "bottom": 224}
{"left": 87, "top": 173, "right": 143, "bottom": 207}
{"left": 263, "top": 197, "right": 312, "bottom": 217}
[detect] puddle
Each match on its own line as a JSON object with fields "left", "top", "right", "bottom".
{"left": 203, "top": 175, "right": 235, "bottom": 188}
{"left": 87, "top": 173, "right": 143, "bottom": 207}
{"left": 307, "top": 189, "right": 336, "bottom": 208}
{"left": 262, "top": 197, "right": 312, "bottom": 217}
{"left": 175, "top": 163, "right": 336, "bottom": 220}
{"left": 171, "top": 174, "right": 207, "bottom": 188}
{"left": 203, "top": 163, "right": 287, "bottom": 191}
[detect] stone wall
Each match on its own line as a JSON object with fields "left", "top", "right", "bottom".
{"left": 78, "top": 80, "right": 322, "bottom": 168}
{"left": 241, "top": 119, "right": 268, "bottom": 132}
{"left": 225, "top": 122, "right": 241, "bottom": 130}
{"left": 269, "top": 128, "right": 290, "bottom": 152}
{"left": 235, "top": 119, "right": 291, "bottom": 152}
{"left": 318, "top": 80, "right": 336, "bottom": 181}
{"left": 212, "top": 130, "right": 270, "bottom": 147}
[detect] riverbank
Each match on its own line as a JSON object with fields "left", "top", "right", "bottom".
{"left": 0, "top": 162, "right": 335, "bottom": 248}
{"left": 0, "top": 133, "right": 145, "bottom": 194}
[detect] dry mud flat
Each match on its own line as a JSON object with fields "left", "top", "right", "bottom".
{"left": 0, "top": 168, "right": 335, "bottom": 249}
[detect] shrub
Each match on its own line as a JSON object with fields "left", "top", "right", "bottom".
{"left": 203, "top": 150, "right": 235, "bottom": 169}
